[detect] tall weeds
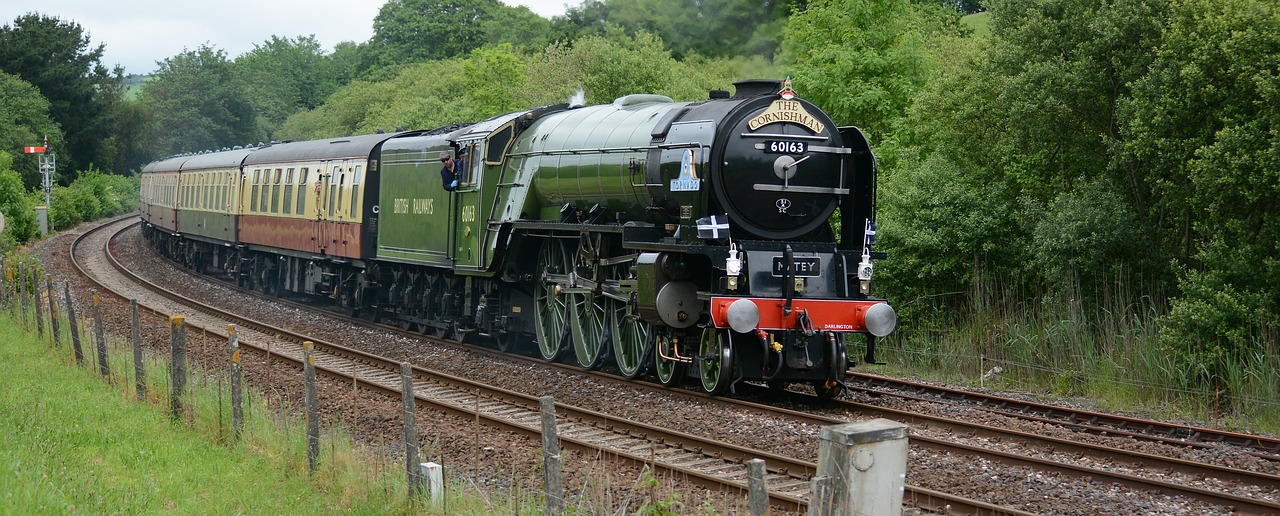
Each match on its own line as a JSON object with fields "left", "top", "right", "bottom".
{"left": 869, "top": 271, "right": 1279, "bottom": 435}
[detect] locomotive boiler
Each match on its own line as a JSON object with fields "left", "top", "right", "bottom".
{"left": 140, "top": 79, "right": 895, "bottom": 397}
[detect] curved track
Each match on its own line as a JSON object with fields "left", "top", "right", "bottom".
{"left": 74, "top": 217, "right": 1280, "bottom": 514}
{"left": 72, "top": 217, "right": 1024, "bottom": 515}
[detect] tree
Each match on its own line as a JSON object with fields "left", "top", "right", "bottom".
{"left": 781, "top": 0, "right": 961, "bottom": 141}
{"left": 236, "top": 36, "right": 340, "bottom": 139}
{"left": 556, "top": 0, "right": 796, "bottom": 59}
{"left": 0, "top": 152, "right": 37, "bottom": 245}
{"left": 0, "top": 71, "right": 63, "bottom": 188}
{"left": 479, "top": 5, "right": 553, "bottom": 54}
{"left": 1118, "top": 0, "right": 1280, "bottom": 384}
{"left": 0, "top": 13, "right": 124, "bottom": 176}
{"left": 368, "top": 0, "right": 503, "bottom": 66}
{"left": 138, "top": 45, "right": 257, "bottom": 156}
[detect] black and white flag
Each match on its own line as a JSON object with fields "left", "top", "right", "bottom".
{"left": 697, "top": 214, "right": 731, "bottom": 239}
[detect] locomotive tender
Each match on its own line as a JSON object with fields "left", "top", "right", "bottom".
{"left": 139, "top": 79, "right": 896, "bottom": 397}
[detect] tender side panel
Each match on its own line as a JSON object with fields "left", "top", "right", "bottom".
{"left": 375, "top": 135, "right": 455, "bottom": 267}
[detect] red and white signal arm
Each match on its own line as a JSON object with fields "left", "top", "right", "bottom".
{"left": 23, "top": 146, "right": 47, "bottom": 154}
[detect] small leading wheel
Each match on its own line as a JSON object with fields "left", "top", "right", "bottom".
{"left": 654, "top": 329, "right": 685, "bottom": 387}
{"left": 813, "top": 380, "right": 842, "bottom": 400}
{"left": 699, "top": 328, "right": 736, "bottom": 395}
{"left": 498, "top": 330, "right": 533, "bottom": 354}
{"left": 535, "top": 240, "right": 571, "bottom": 362}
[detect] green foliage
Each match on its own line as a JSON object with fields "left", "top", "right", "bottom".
{"left": 479, "top": 5, "right": 553, "bottom": 54}
{"left": 139, "top": 45, "right": 258, "bottom": 155}
{"left": 460, "top": 44, "right": 529, "bottom": 116}
{"left": 523, "top": 30, "right": 734, "bottom": 107}
{"left": 1028, "top": 175, "right": 1146, "bottom": 293}
{"left": 369, "top": 0, "right": 504, "bottom": 67}
{"left": 557, "top": 0, "right": 793, "bottom": 59}
{"left": 281, "top": 32, "right": 752, "bottom": 141}
{"left": 0, "top": 153, "right": 37, "bottom": 245}
{"left": 1116, "top": 0, "right": 1280, "bottom": 386}
{"left": 781, "top": 0, "right": 963, "bottom": 140}
{"left": 876, "top": 151, "right": 1026, "bottom": 309}
{"left": 0, "top": 13, "right": 124, "bottom": 176}
{"left": 42, "top": 168, "right": 138, "bottom": 232}
{"left": 0, "top": 71, "right": 63, "bottom": 189}
{"left": 235, "top": 36, "right": 341, "bottom": 140}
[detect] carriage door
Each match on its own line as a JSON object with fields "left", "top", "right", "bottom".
{"left": 452, "top": 140, "right": 485, "bottom": 270}
{"left": 315, "top": 163, "right": 334, "bottom": 254}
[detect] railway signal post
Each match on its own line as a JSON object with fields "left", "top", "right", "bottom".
{"left": 23, "top": 137, "right": 54, "bottom": 234}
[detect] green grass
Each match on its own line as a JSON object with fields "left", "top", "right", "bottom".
{"left": 961, "top": 11, "right": 991, "bottom": 39}
{"left": 0, "top": 306, "right": 541, "bottom": 514}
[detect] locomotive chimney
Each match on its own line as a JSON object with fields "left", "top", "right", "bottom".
{"left": 732, "top": 79, "right": 782, "bottom": 98}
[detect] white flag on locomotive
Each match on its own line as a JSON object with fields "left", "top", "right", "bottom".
{"left": 697, "top": 214, "right": 731, "bottom": 239}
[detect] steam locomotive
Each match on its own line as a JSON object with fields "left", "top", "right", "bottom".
{"left": 139, "top": 79, "right": 896, "bottom": 397}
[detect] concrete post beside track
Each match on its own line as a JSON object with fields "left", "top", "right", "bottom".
{"left": 401, "top": 362, "right": 421, "bottom": 498}
{"left": 303, "top": 341, "right": 319, "bottom": 474}
{"left": 540, "top": 395, "right": 565, "bottom": 516}
{"left": 747, "top": 458, "right": 769, "bottom": 515}
{"left": 815, "top": 418, "right": 908, "bottom": 516}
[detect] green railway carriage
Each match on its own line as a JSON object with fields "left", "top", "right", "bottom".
{"left": 174, "top": 149, "right": 251, "bottom": 246}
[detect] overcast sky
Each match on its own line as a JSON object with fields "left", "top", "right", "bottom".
{"left": 8, "top": 0, "right": 575, "bottom": 75}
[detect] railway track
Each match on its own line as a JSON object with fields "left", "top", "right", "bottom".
{"left": 74, "top": 216, "right": 1280, "bottom": 514}
{"left": 75, "top": 217, "right": 1027, "bottom": 514}
{"left": 846, "top": 372, "right": 1280, "bottom": 460}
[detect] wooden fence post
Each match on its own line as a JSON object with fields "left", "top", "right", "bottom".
{"left": 33, "top": 272, "right": 45, "bottom": 340}
{"left": 64, "top": 282, "right": 84, "bottom": 366}
{"left": 540, "top": 395, "right": 565, "bottom": 516}
{"left": 92, "top": 289, "right": 110, "bottom": 377}
{"left": 19, "top": 262, "right": 28, "bottom": 327}
{"left": 170, "top": 315, "right": 187, "bottom": 420}
{"left": 401, "top": 362, "right": 420, "bottom": 498}
{"left": 1, "top": 260, "right": 8, "bottom": 310}
{"left": 747, "top": 458, "right": 769, "bottom": 516}
{"left": 228, "top": 325, "right": 243, "bottom": 441}
{"left": 132, "top": 300, "right": 145, "bottom": 401}
{"left": 46, "top": 275, "right": 60, "bottom": 347}
{"left": 303, "top": 341, "right": 319, "bottom": 473}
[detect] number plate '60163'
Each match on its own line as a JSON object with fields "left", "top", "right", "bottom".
{"left": 764, "top": 140, "right": 807, "bottom": 154}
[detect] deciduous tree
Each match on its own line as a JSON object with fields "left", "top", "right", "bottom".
{"left": 0, "top": 13, "right": 124, "bottom": 176}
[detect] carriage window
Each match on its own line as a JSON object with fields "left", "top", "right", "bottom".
{"left": 328, "top": 166, "right": 340, "bottom": 216}
{"left": 204, "top": 176, "right": 212, "bottom": 209}
{"left": 259, "top": 170, "right": 270, "bottom": 213}
{"left": 251, "top": 169, "right": 261, "bottom": 213}
{"left": 283, "top": 168, "right": 294, "bottom": 215}
{"left": 296, "top": 167, "right": 309, "bottom": 214}
{"left": 271, "top": 168, "right": 282, "bottom": 213}
{"left": 337, "top": 172, "right": 346, "bottom": 217}
{"left": 350, "top": 165, "right": 362, "bottom": 216}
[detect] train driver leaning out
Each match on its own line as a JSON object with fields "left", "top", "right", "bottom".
{"left": 439, "top": 150, "right": 466, "bottom": 191}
